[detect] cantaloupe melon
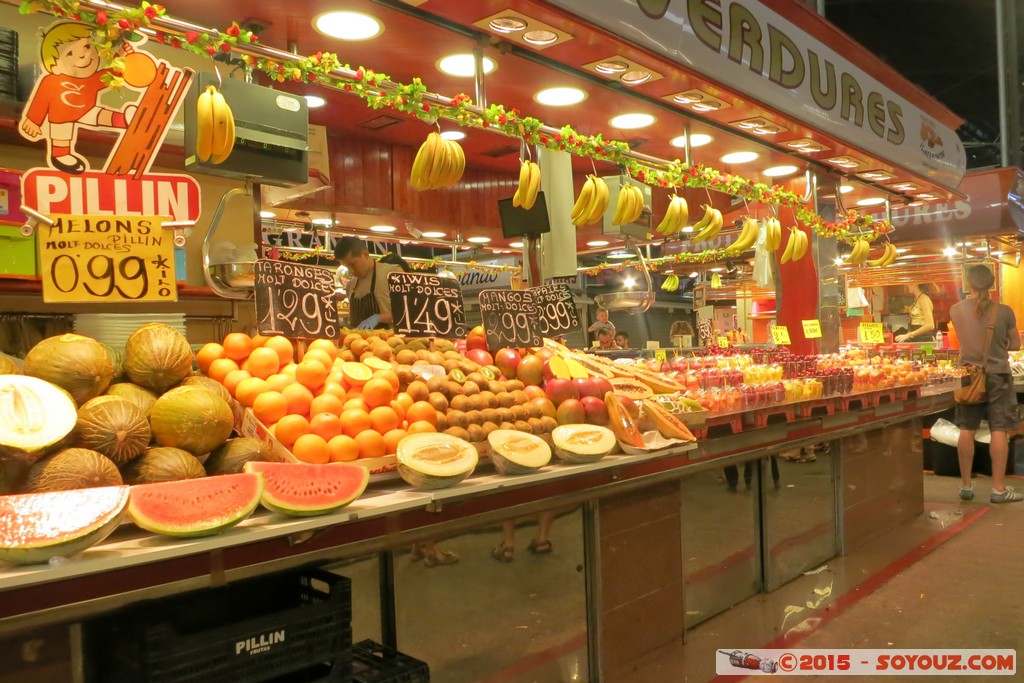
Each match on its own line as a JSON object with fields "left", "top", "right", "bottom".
{"left": 23, "top": 334, "right": 113, "bottom": 405}
{"left": 149, "top": 386, "right": 233, "bottom": 456}
{"left": 75, "top": 396, "right": 150, "bottom": 464}
{"left": 0, "top": 375, "right": 78, "bottom": 462}
{"left": 123, "top": 323, "right": 193, "bottom": 393}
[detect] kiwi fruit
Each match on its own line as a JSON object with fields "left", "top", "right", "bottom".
{"left": 428, "top": 392, "right": 449, "bottom": 412}
{"left": 464, "top": 410, "right": 483, "bottom": 425}
{"left": 498, "top": 407, "right": 516, "bottom": 423}
{"left": 540, "top": 416, "right": 558, "bottom": 433}
{"left": 462, "top": 380, "right": 481, "bottom": 396}
{"left": 467, "top": 424, "right": 486, "bottom": 443}
{"left": 511, "top": 390, "right": 528, "bottom": 405}
{"left": 505, "top": 380, "right": 525, "bottom": 392}
{"left": 513, "top": 419, "right": 534, "bottom": 434}
{"left": 481, "top": 408, "right": 501, "bottom": 425}
{"left": 443, "top": 350, "right": 462, "bottom": 360}
{"left": 488, "top": 380, "right": 505, "bottom": 394}
{"left": 462, "top": 359, "right": 481, "bottom": 374}
{"left": 466, "top": 372, "right": 486, "bottom": 387}
{"left": 527, "top": 417, "right": 546, "bottom": 434}
{"left": 524, "top": 402, "right": 543, "bottom": 419}
{"left": 435, "top": 412, "right": 448, "bottom": 431}
{"left": 447, "top": 410, "right": 468, "bottom": 429}
{"left": 449, "top": 394, "right": 470, "bottom": 412}
{"left": 479, "top": 391, "right": 498, "bottom": 409}
{"left": 467, "top": 394, "right": 486, "bottom": 412}
{"left": 447, "top": 381, "right": 465, "bottom": 397}
{"left": 407, "top": 381, "right": 429, "bottom": 402}
{"left": 444, "top": 358, "right": 461, "bottom": 372}
{"left": 481, "top": 421, "right": 500, "bottom": 436}
{"left": 499, "top": 422, "right": 516, "bottom": 431}
{"left": 445, "top": 426, "right": 471, "bottom": 441}
{"left": 426, "top": 376, "right": 447, "bottom": 395}
{"left": 511, "top": 404, "right": 530, "bottom": 422}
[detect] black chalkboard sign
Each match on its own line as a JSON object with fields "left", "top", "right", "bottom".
{"left": 254, "top": 260, "right": 339, "bottom": 340}
{"left": 387, "top": 271, "right": 468, "bottom": 339}
{"left": 478, "top": 289, "right": 543, "bottom": 350}
{"left": 531, "top": 284, "right": 580, "bottom": 338}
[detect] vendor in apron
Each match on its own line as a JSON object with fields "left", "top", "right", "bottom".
{"left": 334, "top": 237, "right": 401, "bottom": 329}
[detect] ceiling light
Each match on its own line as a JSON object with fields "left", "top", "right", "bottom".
{"left": 369, "top": 225, "right": 396, "bottom": 233}
{"left": 907, "top": 200, "right": 925, "bottom": 207}
{"left": 440, "top": 130, "right": 465, "bottom": 141}
{"left": 594, "top": 60, "right": 628, "bottom": 74}
{"left": 896, "top": 247, "right": 909, "bottom": 254}
{"left": 467, "top": 236, "right": 492, "bottom": 243}
{"left": 304, "top": 95, "right": 326, "bottom": 108}
{"left": 609, "top": 113, "right": 655, "bottom": 129}
{"left": 534, "top": 87, "right": 586, "bottom": 106}
{"left": 624, "top": 277, "right": 636, "bottom": 288}
{"left": 422, "top": 231, "right": 447, "bottom": 239}
{"left": 608, "top": 251, "right": 632, "bottom": 259}
{"left": 855, "top": 197, "right": 886, "bottom": 206}
{"left": 313, "top": 11, "right": 383, "bottom": 41}
{"left": 943, "top": 246, "right": 957, "bottom": 257}
{"left": 259, "top": 210, "right": 276, "bottom": 219}
{"left": 523, "top": 29, "right": 558, "bottom": 45}
{"left": 720, "top": 151, "right": 759, "bottom": 164}
{"left": 688, "top": 271, "right": 699, "bottom": 278}
{"left": 489, "top": 17, "right": 527, "bottom": 33}
{"left": 620, "top": 70, "right": 652, "bottom": 85}
{"left": 311, "top": 218, "right": 333, "bottom": 226}
{"left": 587, "top": 240, "right": 610, "bottom": 247}
{"left": 763, "top": 165, "right": 798, "bottom": 177}
{"left": 709, "top": 267, "right": 725, "bottom": 272}
{"left": 834, "top": 256, "right": 844, "bottom": 265}
{"left": 681, "top": 225, "right": 694, "bottom": 233}
{"left": 670, "top": 133, "right": 713, "bottom": 148}
{"left": 437, "top": 54, "right": 496, "bottom": 77}
{"left": 992, "top": 251, "right": 1005, "bottom": 256}
{"left": 840, "top": 185, "right": 854, "bottom": 194}
{"left": 509, "top": 241, "right": 524, "bottom": 248}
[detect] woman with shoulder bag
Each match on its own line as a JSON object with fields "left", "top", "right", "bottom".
{"left": 949, "top": 265, "right": 1022, "bottom": 503}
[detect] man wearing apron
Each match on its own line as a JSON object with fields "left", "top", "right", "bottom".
{"left": 334, "top": 237, "right": 401, "bottom": 329}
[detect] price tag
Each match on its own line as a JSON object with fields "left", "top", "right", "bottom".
{"left": 858, "top": 322, "right": 885, "bottom": 344}
{"left": 654, "top": 349, "right": 667, "bottom": 363}
{"left": 922, "top": 344, "right": 934, "bottom": 355}
{"left": 255, "top": 260, "right": 339, "bottom": 340}
{"left": 717, "top": 336, "right": 729, "bottom": 348}
{"left": 802, "top": 319, "right": 822, "bottom": 338}
{"left": 771, "top": 326, "right": 791, "bottom": 345}
{"left": 531, "top": 284, "right": 580, "bottom": 338}
{"left": 387, "top": 271, "right": 468, "bottom": 340}
{"left": 479, "top": 289, "right": 542, "bottom": 350}
{"left": 38, "top": 215, "right": 177, "bottom": 302}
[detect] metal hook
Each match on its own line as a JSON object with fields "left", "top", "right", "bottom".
{"left": 834, "top": 180, "right": 848, "bottom": 215}
{"left": 589, "top": 157, "right": 598, "bottom": 176}
{"left": 884, "top": 198, "right": 893, "bottom": 226}
{"left": 682, "top": 122, "right": 693, "bottom": 168}
{"left": 798, "top": 169, "right": 815, "bottom": 204}
{"left": 214, "top": 63, "right": 223, "bottom": 90}
{"left": 520, "top": 137, "right": 531, "bottom": 163}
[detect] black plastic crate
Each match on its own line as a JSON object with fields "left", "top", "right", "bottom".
{"left": 351, "top": 641, "right": 429, "bottom": 683}
{"left": 85, "top": 569, "right": 352, "bottom": 683}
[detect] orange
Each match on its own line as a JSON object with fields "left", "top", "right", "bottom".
{"left": 274, "top": 414, "right": 310, "bottom": 448}
{"left": 302, "top": 349, "right": 334, "bottom": 372}
{"left": 310, "top": 393, "right": 344, "bottom": 417}
{"left": 223, "top": 332, "right": 254, "bottom": 362}
{"left": 265, "top": 373, "right": 294, "bottom": 393}
{"left": 344, "top": 397, "right": 369, "bottom": 413}
{"left": 196, "top": 343, "right": 225, "bottom": 373}
{"left": 341, "top": 409, "right": 372, "bottom": 437}
{"left": 296, "top": 361, "right": 329, "bottom": 391}
{"left": 280, "top": 363, "right": 299, "bottom": 378}
{"left": 234, "top": 377, "right": 268, "bottom": 407}
{"left": 341, "top": 362, "right": 372, "bottom": 387}
{"left": 264, "top": 337, "right": 295, "bottom": 366}
{"left": 406, "top": 401, "right": 438, "bottom": 426}
{"left": 407, "top": 420, "right": 437, "bottom": 434}
{"left": 223, "top": 369, "right": 252, "bottom": 397}
{"left": 326, "top": 371, "right": 347, "bottom": 389}
{"left": 327, "top": 435, "right": 360, "bottom": 462}
{"left": 369, "top": 406, "right": 400, "bottom": 434}
{"left": 393, "top": 392, "right": 414, "bottom": 416}
{"left": 382, "top": 429, "right": 408, "bottom": 455}
{"left": 281, "top": 383, "right": 314, "bottom": 416}
{"left": 292, "top": 433, "right": 330, "bottom": 464}
{"left": 354, "top": 430, "right": 386, "bottom": 459}
{"left": 373, "top": 369, "right": 400, "bottom": 393}
{"left": 253, "top": 391, "right": 288, "bottom": 425}
{"left": 389, "top": 399, "right": 407, "bottom": 423}
{"left": 310, "top": 412, "right": 345, "bottom": 441}
{"left": 346, "top": 387, "right": 365, "bottom": 401}
{"left": 322, "top": 383, "right": 349, "bottom": 401}
{"left": 306, "top": 339, "right": 339, "bottom": 362}
{"left": 246, "top": 346, "right": 280, "bottom": 380}
{"left": 207, "top": 357, "right": 239, "bottom": 383}
{"left": 362, "top": 377, "right": 395, "bottom": 409}
{"left": 363, "top": 356, "right": 392, "bottom": 372}
{"left": 250, "top": 334, "right": 269, "bottom": 348}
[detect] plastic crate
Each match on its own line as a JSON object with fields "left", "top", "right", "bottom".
{"left": 351, "top": 641, "right": 429, "bottom": 683}
{"left": 85, "top": 569, "right": 352, "bottom": 683}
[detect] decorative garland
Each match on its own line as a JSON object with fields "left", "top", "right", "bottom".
{"left": 20, "top": 0, "right": 894, "bottom": 257}
{"left": 272, "top": 245, "right": 521, "bottom": 275}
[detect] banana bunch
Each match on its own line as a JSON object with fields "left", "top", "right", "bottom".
{"left": 764, "top": 216, "right": 783, "bottom": 252}
{"left": 691, "top": 204, "right": 724, "bottom": 242}
{"left": 655, "top": 195, "right": 689, "bottom": 235}
{"left": 867, "top": 242, "right": 897, "bottom": 268}
{"left": 725, "top": 216, "right": 759, "bottom": 254}
{"left": 711, "top": 273, "right": 723, "bottom": 289}
{"left": 845, "top": 238, "right": 872, "bottom": 265}
{"left": 612, "top": 184, "right": 645, "bottom": 225}
{"left": 660, "top": 274, "right": 680, "bottom": 292}
{"left": 780, "top": 228, "right": 809, "bottom": 263}
{"left": 570, "top": 175, "right": 610, "bottom": 226}
{"left": 196, "top": 84, "right": 235, "bottom": 164}
{"left": 513, "top": 160, "right": 541, "bottom": 209}
{"left": 410, "top": 131, "right": 466, "bottom": 191}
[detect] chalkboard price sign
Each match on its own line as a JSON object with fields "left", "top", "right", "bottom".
{"left": 255, "top": 260, "right": 339, "bottom": 340}
{"left": 478, "top": 289, "right": 543, "bottom": 350}
{"left": 387, "top": 271, "right": 468, "bottom": 339}
{"left": 531, "top": 284, "right": 580, "bottom": 338}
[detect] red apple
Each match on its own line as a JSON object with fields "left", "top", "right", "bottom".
{"left": 545, "top": 377, "right": 579, "bottom": 405}
{"left": 523, "top": 385, "right": 547, "bottom": 401}
{"left": 530, "top": 396, "right": 557, "bottom": 419}
{"left": 465, "top": 348, "right": 493, "bottom": 368}
{"left": 555, "top": 398, "right": 585, "bottom": 425}
{"left": 494, "top": 348, "right": 521, "bottom": 379}
{"left": 572, "top": 377, "right": 601, "bottom": 400}
{"left": 517, "top": 355, "right": 545, "bottom": 387}
{"left": 591, "top": 376, "right": 614, "bottom": 398}
{"left": 466, "top": 325, "right": 489, "bottom": 352}
{"left": 580, "top": 395, "right": 610, "bottom": 425}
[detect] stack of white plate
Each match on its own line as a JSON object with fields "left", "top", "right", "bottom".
{"left": 74, "top": 314, "right": 187, "bottom": 349}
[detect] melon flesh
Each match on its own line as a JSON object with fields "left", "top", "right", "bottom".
{"left": 486, "top": 430, "right": 551, "bottom": 475}
{"left": 128, "top": 473, "right": 263, "bottom": 537}
{"left": 0, "top": 486, "right": 129, "bottom": 564}
{"left": 244, "top": 462, "right": 369, "bottom": 516}
{"left": 396, "top": 433, "right": 478, "bottom": 489}
{"left": 0, "top": 375, "right": 78, "bottom": 462}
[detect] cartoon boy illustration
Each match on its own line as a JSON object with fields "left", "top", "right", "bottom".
{"left": 20, "top": 22, "right": 138, "bottom": 174}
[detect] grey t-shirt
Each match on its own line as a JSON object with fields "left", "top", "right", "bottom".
{"left": 949, "top": 298, "right": 1017, "bottom": 374}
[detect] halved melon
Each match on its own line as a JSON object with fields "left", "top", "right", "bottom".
{"left": 609, "top": 378, "right": 654, "bottom": 400}
{"left": 128, "top": 473, "right": 263, "bottom": 538}
{"left": 486, "top": 429, "right": 551, "bottom": 475}
{"left": 244, "top": 461, "right": 369, "bottom": 516}
{"left": 551, "top": 425, "right": 617, "bottom": 464}
{"left": 396, "top": 433, "right": 478, "bottom": 489}
{"left": 0, "top": 486, "right": 129, "bottom": 564}
{"left": 0, "top": 375, "right": 78, "bottom": 463}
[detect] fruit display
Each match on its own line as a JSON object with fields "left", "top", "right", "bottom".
{"left": 486, "top": 430, "right": 552, "bottom": 475}
{"left": 551, "top": 425, "right": 617, "bottom": 464}
{"left": 410, "top": 130, "right": 466, "bottom": 191}
{"left": 396, "top": 432, "right": 479, "bottom": 489}
{"left": 612, "top": 182, "right": 645, "bottom": 225}
{"left": 571, "top": 175, "right": 610, "bottom": 226}
{"left": 0, "top": 375, "right": 78, "bottom": 462}
{"left": 22, "top": 333, "right": 114, "bottom": 405}
{"left": 149, "top": 386, "right": 234, "bottom": 455}
{"left": 764, "top": 216, "right": 783, "bottom": 252}
{"left": 74, "top": 396, "right": 151, "bottom": 464}
{"left": 640, "top": 399, "right": 696, "bottom": 442}
{"left": 244, "top": 461, "right": 370, "bottom": 517}
{"left": 24, "top": 448, "right": 123, "bottom": 492}
{"left": 724, "top": 216, "right": 759, "bottom": 255}
{"left": 655, "top": 194, "right": 689, "bottom": 236}
{"left": 691, "top": 204, "right": 724, "bottom": 243}
{"left": 128, "top": 473, "right": 264, "bottom": 538}
{"left": 513, "top": 159, "right": 541, "bottom": 210}
{"left": 780, "top": 227, "right": 808, "bottom": 263}
{"left": 196, "top": 83, "right": 235, "bottom": 164}
{"left": 123, "top": 322, "right": 195, "bottom": 393}
{"left": 121, "top": 448, "right": 206, "bottom": 484}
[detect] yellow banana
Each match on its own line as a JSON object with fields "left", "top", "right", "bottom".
{"left": 410, "top": 132, "right": 439, "bottom": 190}
{"left": 868, "top": 242, "right": 897, "bottom": 268}
{"left": 522, "top": 161, "right": 541, "bottom": 210}
{"left": 612, "top": 184, "right": 629, "bottom": 225}
{"left": 693, "top": 208, "right": 723, "bottom": 242}
{"left": 209, "top": 89, "right": 231, "bottom": 164}
{"left": 792, "top": 229, "right": 809, "bottom": 261}
{"left": 780, "top": 228, "right": 798, "bottom": 264}
{"left": 195, "top": 85, "right": 215, "bottom": 162}
{"left": 691, "top": 204, "right": 715, "bottom": 233}
{"left": 765, "top": 218, "right": 782, "bottom": 251}
{"left": 429, "top": 135, "right": 454, "bottom": 189}
{"left": 210, "top": 92, "right": 235, "bottom": 164}
{"left": 446, "top": 139, "right": 466, "bottom": 186}
{"left": 728, "top": 217, "right": 759, "bottom": 253}
{"left": 672, "top": 196, "right": 689, "bottom": 233}
{"left": 584, "top": 176, "right": 609, "bottom": 225}
{"left": 571, "top": 176, "right": 595, "bottom": 224}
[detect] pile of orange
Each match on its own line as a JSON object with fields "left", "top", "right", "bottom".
{"left": 197, "top": 333, "right": 438, "bottom": 465}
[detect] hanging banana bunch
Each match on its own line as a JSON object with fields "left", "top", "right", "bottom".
{"left": 612, "top": 182, "right": 645, "bottom": 226}
{"left": 513, "top": 158, "right": 541, "bottom": 209}
{"left": 410, "top": 131, "right": 466, "bottom": 191}
{"left": 655, "top": 195, "right": 689, "bottom": 235}
{"left": 691, "top": 204, "right": 724, "bottom": 243}
{"left": 724, "top": 216, "right": 759, "bottom": 254}
{"left": 660, "top": 274, "right": 680, "bottom": 292}
{"left": 570, "top": 175, "right": 610, "bottom": 226}
{"left": 779, "top": 227, "right": 809, "bottom": 263}
{"left": 844, "top": 238, "right": 872, "bottom": 265}
{"left": 763, "top": 216, "right": 783, "bottom": 252}
{"left": 710, "top": 272, "right": 723, "bottom": 289}
{"left": 196, "top": 84, "right": 235, "bottom": 164}
{"left": 867, "top": 242, "right": 897, "bottom": 268}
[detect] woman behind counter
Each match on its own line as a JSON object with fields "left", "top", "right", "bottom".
{"left": 896, "top": 283, "right": 935, "bottom": 343}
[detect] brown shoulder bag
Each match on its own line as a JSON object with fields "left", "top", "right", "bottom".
{"left": 954, "top": 305, "right": 998, "bottom": 405}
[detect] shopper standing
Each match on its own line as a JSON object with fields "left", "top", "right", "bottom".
{"left": 896, "top": 283, "right": 936, "bottom": 342}
{"left": 949, "top": 265, "right": 1022, "bottom": 503}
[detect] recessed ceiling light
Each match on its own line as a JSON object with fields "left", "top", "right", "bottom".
{"left": 688, "top": 271, "right": 699, "bottom": 278}
{"left": 670, "top": 133, "right": 713, "bottom": 148}
{"left": 313, "top": 11, "right": 383, "bottom": 41}
{"left": 620, "top": 70, "right": 652, "bottom": 85}
{"left": 437, "top": 54, "right": 496, "bottom": 77}
{"left": 763, "top": 165, "right": 798, "bottom": 177}
{"left": 608, "top": 251, "right": 632, "bottom": 259}
{"left": 720, "top": 151, "right": 759, "bottom": 164}
{"left": 489, "top": 17, "right": 527, "bottom": 33}
{"left": 422, "top": 231, "right": 447, "bottom": 238}
{"left": 259, "top": 210, "right": 275, "bottom": 218}
{"left": 534, "top": 87, "right": 587, "bottom": 106}
{"left": 304, "top": 95, "right": 326, "bottom": 108}
{"left": 523, "top": 29, "right": 558, "bottom": 45}
{"left": 311, "top": 218, "right": 333, "bottom": 226}
{"left": 609, "top": 113, "right": 655, "bottom": 129}
{"left": 595, "top": 60, "right": 629, "bottom": 74}
{"left": 709, "top": 267, "right": 725, "bottom": 272}
{"left": 840, "top": 185, "right": 854, "bottom": 193}
{"left": 369, "top": 225, "right": 396, "bottom": 233}
{"left": 467, "top": 236, "right": 492, "bottom": 243}
{"left": 440, "top": 130, "right": 466, "bottom": 141}
{"left": 509, "top": 241, "right": 524, "bottom": 248}
{"left": 587, "top": 240, "right": 610, "bottom": 247}
{"left": 856, "top": 197, "right": 886, "bottom": 206}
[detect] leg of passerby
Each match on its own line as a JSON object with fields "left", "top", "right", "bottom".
{"left": 986, "top": 375, "right": 1022, "bottom": 503}
{"left": 492, "top": 520, "right": 515, "bottom": 562}
{"left": 990, "top": 430, "right": 1012, "bottom": 494}
{"left": 529, "top": 511, "right": 556, "bottom": 554}
{"left": 957, "top": 427, "right": 976, "bottom": 501}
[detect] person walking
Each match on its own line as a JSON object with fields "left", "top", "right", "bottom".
{"left": 949, "top": 265, "right": 1022, "bottom": 503}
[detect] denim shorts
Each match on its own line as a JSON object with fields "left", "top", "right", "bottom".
{"left": 955, "top": 373, "right": 1018, "bottom": 432}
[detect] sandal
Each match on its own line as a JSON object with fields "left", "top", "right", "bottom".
{"left": 528, "top": 539, "right": 552, "bottom": 555}
{"left": 422, "top": 550, "right": 459, "bottom": 567}
{"left": 491, "top": 544, "right": 514, "bottom": 563}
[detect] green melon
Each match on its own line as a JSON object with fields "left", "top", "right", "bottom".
{"left": 0, "top": 353, "right": 20, "bottom": 375}
{"left": 179, "top": 375, "right": 232, "bottom": 404}
{"left": 486, "top": 429, "right": 552, "bottom": 475}
{"left": 24, "top": 448, "right": 123, "bottom": 493}
{"left": 23, "top": 334, "right": 114, "bottom": 405}
{"left": 396, "top": 432, "right": 478, "bottom": 489}
{"left": 122, "top": 447, "right": 206, "bottom": 484}
{"left": 244, "top": 461, "right": 369, "bottom": 516}
{"left": 75, "top": 396, "right": 151, "bottom": 465}
{"left": 128, "top": 473, "right": 263, "bottom": 537}
{"left": 205, "top": 438, "right": 272, "bottom": 475}
{"left": 102, "top": 344, "right": 125, "bottom": 382}
{"left": 105, "top": 382, "right": 159, "bottom": 416}
{"left": 0, "top": 486, "right": 129, "bottom": 564}
{"left": 551, "top": 424, "right": 617, "bottom": 464}
{"left": 123, "top": 323, "right": 193, "bottom": 393}
{"left": 0, "top": 375, "right": 78, "bottom": 463}
{"left": 149, "top": 386, "right": 234, "bottom": 456}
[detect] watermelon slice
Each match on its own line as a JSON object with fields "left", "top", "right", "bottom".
{"left": 244, "top": 462, "right": 370, "bottom": 517}
{"left": 128, "top": 473, "right": 263, "bottom": 538}
{"left": 0, "top": 486, "right": 129, "bottom": 565}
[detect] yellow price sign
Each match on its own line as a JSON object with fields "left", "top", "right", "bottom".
{"left": 771, "top": 325, "right": 791, "bottom": 345}
{"left": 654, "top": 349, "right": 667, "bottom": 363}
{"left": 38, "top": 215, "right": 177, "bottom": 303}
{"left": 717, "top": 336, "right": 729, "bottom": 348}
{"left": 802, "top": 319, "right": 822, "bottom": 339}
{"left": 858, "top": 322, "right": 885, "bottom": 344}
